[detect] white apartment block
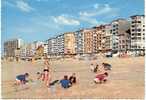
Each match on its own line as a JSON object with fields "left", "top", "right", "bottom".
{"left": 75, "top": 30, "right": 84, "bottom": 54}
{"left": 111, "top": 19, "right": 130, "bottom": 53}
{"left": 130, "top": 15, "right": 145, "bottom": 54}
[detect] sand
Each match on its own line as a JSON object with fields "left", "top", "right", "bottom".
{"left": 1, "top": 56, "right": 144, "bottom": 99}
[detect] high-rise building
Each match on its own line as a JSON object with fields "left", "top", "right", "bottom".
{"left": 56, "top": 34, "right": 64, "bottom": 55}
{"left": 103, "top": 24, "right": 112, "bottom": 51}
{"left": 4, "top": 39, "right": 24, "bottom": 58}
{"left": 64, "top": 32, "right": 75, "bottom": 55}
{"left": 92, "top": 25, "right": 106, "bottom": 53}
{"left": 48, "top": 38, "right": 58, "bottom": 55}
{"left": 75, "top": 30, "right": 84, "bottom": 55}
{"left": 130, "top": 15, "right": 145, "bottom": 55}
{"left": 111, "top": 19, "right": 130, "bottom": 53}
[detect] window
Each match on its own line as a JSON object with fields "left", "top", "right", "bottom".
{"left": 131, "top": 25, "right": 135, "bottom": 27}
{"left": 143, "top": 25, "right": 145, "bottom": 27}
{"left": 132, "top": 21, "right": 135, "bottom": 24}
{"left": 137, "top": 21, "right": 141, "bottom": 23}
{"left": 131, "top": 33, "right": 134, "bottom": 36}
{"left": 132, "top": 29, "right": 135, "bottom": 31}
{"left": 138, "top": 33, "right": 141, "bottom": 36}
{"left": 137, "top": 37, "right": 141, "bottom": 40}
{"left": 137, "top": 29, "right": 141, "bottom": 32}
{"left": 143, "top": 29, "right": 145, "bottom": 31}
{"left": 113, "top": 29, "right": 116, "bottom": 31}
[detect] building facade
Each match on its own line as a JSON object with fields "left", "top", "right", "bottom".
{"left": 111, "top": 19, "right": 130, "bottom": 53}
{"left": 4, "top": 39, "right": 24, "bottom": 58}
{"left": 130, "top": 15, "right": 145, "bottom": 55}
{"left": 75, "top": 30, "right": 84, "bottom": 54}
{"left": 64, "top": 32, "right": 75, "bottom": 55}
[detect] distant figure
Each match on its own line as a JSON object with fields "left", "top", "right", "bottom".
{"left": 94, "top": 72, "right": 108, "bottom": 84}
{"left": 36, "top": 72, "right": 42, "bottom": 80}
{"left": 90, "top": 63, "right": 95, "bottom": 72}
{"left": 102, "top": 63, "right": 112, "bottom": 70}
{"left": 41, "top": 68, "right": 51, "bottom": 87}
{"left": 69, "top": 73, "right": 76, "bottom": 85}
{"left": 44, "top": 57, "right": 50, "bottom": 68}
{"left": 94, "top": 64, "right": 98, "bottom": 73}
{"left": 16, "top": 73, "right": 29, "bottom": 85}
{"left": 60, "top": 75, "right": 71, "bottom": 89}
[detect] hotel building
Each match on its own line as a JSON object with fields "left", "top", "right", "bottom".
{"left": 130, "top": 15, "right": 145, "bottom": 54}
{"left": 64, "top": 32, "right": 75, "bottom": 55}
{"left": 111, "top": 19, "right": 130, "bottom": 53}
{"left": 4, "top": 39, "right": 24, "bottom": 58}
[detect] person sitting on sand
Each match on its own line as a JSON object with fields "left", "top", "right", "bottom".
{"left": 102, "top": 63, "right": 112, "bottom": 70}
{"left": 94, "top": 72, "right": 108, "bottom": 84}
{"left": 60, "top": 75, "right": 71, "bottom": 89}
{"left": 69, "top": 73, "right": 76, "bottom": 85}
{"left": 41, "top": 67, "right": 51, "bottom": 87}
{"left": 16, "top": 73, "right": 29, "bottom": 85}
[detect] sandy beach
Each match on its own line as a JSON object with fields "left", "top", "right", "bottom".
{"left": 1, "top": 56, "right": 144, "bottom": 99}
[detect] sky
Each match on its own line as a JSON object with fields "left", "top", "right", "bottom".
{"left": 1, "top": 0, "right": 144, "bottom": 52}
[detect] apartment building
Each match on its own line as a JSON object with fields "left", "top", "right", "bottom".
{"left": 64, "top": 32, "right": 75, "bottom": 55}
{"left": 92, "top": 25, "right": 106, "bottom": 53}
{"left": 4, "top": 39, "right": 24, "bottom": 58}
{"left": 56, "top": 34, "right": 64, "bottom": 55}
{"left": 48, "top": 38, "right": 58, "bottom": 55}
{"left": 75, "top": 30, "right": 84, "bottom": 54}
{"left": 83, "top": 29, "right": 94, "bottom": 54}
{"left": 130, "top": 15, "right": 145, "bottom": 55}
{"left": 103, "top": 24, "right": 112, "bottom": 51}
{"left": 111, "top": 19, "right": 130, "bottom": 53}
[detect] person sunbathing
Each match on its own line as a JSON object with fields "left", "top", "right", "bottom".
{"left": 94, "top": 72, "right": 108, "bottom": 84}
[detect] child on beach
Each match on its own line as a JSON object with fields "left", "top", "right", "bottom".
{"left": 60, "top": 75, "right": 71, "bottom": 89}
{"left": 15, "top": 73, "right": 29, "bottom": 85}
{"left": 69, "top": 73, "right": 76, "bottom": 85}
{"left": 94, "top": 72, "right": 108, "bottom": 84}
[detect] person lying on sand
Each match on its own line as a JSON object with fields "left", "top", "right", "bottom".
{"left": 60, "top": 75, "right": 71, "bottom": 89}
{"left": 69, "top": 73, "right": 76, "bottom": 85}
{"left": 94, "top": 72, "right": 108, "bottom": 84}
{"left": 15, "top": 73, "right": 29, "bottom": 85}
{"left": 102, "top": 63, "right": 112, "bottom": 70}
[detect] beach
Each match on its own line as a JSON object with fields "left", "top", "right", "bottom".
{"left": 1, "top": 56, "right": 144, "bottom": 99}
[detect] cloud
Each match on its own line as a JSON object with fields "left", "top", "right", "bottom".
{"left": 93, "top": 3, "right": 99, "bottom": 9}
{"left": 80, "top": 16, "right": 105, "bottom": 26}
{"left": 16, "top": 0, "right": 34, "bottom": 12}
{"left": 53, "top": 15, "right": 80, "bottom": 26}
{"left": 5, "top": 0, "right": 34, "bottom": 13}
{"left": 79, "top": 4, "right": 117, "bottom": 17}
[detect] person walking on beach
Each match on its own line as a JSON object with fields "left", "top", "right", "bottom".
{"left": 41, "top": 67, "right": 51, "bottom": 87}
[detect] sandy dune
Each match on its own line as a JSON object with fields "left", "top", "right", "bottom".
{"left": 1, "top": 56, "right": 144, "bottom": 99}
